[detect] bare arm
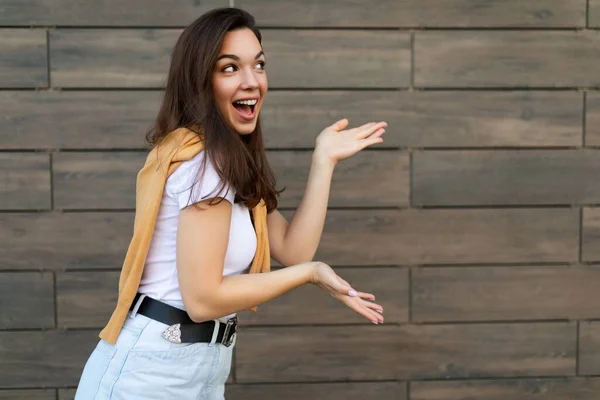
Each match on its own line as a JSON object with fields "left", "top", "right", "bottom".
{"left": 176, "top": 198, "right": 383, "bottom": 324}
{"left": 269, "top": 119, "right": 387, "bottom": 266}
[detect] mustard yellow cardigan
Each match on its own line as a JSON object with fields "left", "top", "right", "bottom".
{"left": 99, "top": 127, "right": 270, "bottom": 344}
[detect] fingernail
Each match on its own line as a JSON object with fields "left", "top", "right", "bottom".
{"left": 348, "top": 290, "right": 357, "bottom": 297}
{"left": 372, "top": 321, "right": 378, "bottom": 325}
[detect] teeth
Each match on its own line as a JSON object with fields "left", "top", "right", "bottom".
{"left": 234, "top": 99, "right": 258, "bottom": 106}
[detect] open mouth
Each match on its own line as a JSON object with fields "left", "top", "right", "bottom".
{"left": 232, "top": 99, "right": 258, "bottom": 121}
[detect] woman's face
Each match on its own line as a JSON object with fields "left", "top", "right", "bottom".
{"left": 212, "top": 28, "right": 268, "bottom": 135}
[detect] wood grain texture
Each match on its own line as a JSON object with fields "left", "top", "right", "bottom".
{"left": 58, "top": 389, "right": 75, "bottom": 400}
{"left": 579, "top": 322, "right": 600, "bottom": 374}
{"left": 271, "top": 151, "right": 408, "bottom": 208}
{"left": 50, "top": 29, "right": 180, "bottom": 88}
{"left": 589, "top": 0, "right": 600, "bottom": 27}
{"left": 262, "top": 30, "right": 410, "bottom": 88}
{"left": 236, "top": 323, "right": 575, "bottom": 382}
{"left": 0, "top": 91, "right": 159, "bottom": 149}
{"left": 226, "top": 382, "right": 406, "bottom": 400}
{"left": 0, "top": 330, "right": 98, "bottom": 388}
{"left": 582, "top": 207, "right": 600, "bottom": 262}
{"left": 0, "top": 153, "right": 50, "bottom": 210}
{"left": 261, "top": 91, "right": 583, "bottom": 148}
{"left": 413, "top": 266, "right": 600, "bottom": 322}
{"left": 0, "top": 390, "right": 55, "bottom": 400}
{"left": 415, "top": 31, "right": 600, "bottom": 88}
{"left": 0, "top": 272, "right": 54, "bottom": 329}
{"left": 411, "top": 378, "right": 600, "bottom": 400}
{"left": 57, "top": 271, "right": 118, "bottom": 328}
{"left": 315, "top": 209, "right": 578, "bottom": 265}
{"left": 0, "top": 0, "right": 228, "bottom": 26}
{"left": 0, "top": 212, "right": 133, "bottom": 270}
{"left": 53, "top": 152, "right": 145, "bottom": 209}
{"left": 239, "top": 267, "right": 407, "bottom": 325}
{"left": 0, "top": 29, "right": 47, "bottom": 87}
{"left": 413, "top": 150, "right": 600, "bottom": 206}
{"left": 585, "top": 92, "right": 600, "bottom": 146}
{"left": 239, "top": 0, "right": 585, "bottom": 27}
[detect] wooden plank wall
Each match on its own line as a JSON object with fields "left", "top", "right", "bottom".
{"left": 2, "top": 0, "right": 600, "bottom": 399}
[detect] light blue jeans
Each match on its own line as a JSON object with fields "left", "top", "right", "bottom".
{"left": 74, "top": 301, "right": 235, "bottom": 400}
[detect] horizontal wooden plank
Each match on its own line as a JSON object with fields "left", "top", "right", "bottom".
{"left": 57, "top": 271, "right": 118, "bottom": 328}
{"left": 415, "top": 31, "right": 600, "bottom": 87}
{"left": 0, "top": 272, "right": 54, "bottom": 329}
{"left": 0, "top": 390, "right": 55, "bottom": 400}
{"left": 50, "top": 29, "right": 180, "bottom": 88}
{"left": 272, "top": 151, "right": 408, "bottom": 208}
{"left": 589, "top": 0, "right": 600, "bottom": 27}
{"left": 262, "top": 91, "right": 583, "bottom": 148}
{"left": 0, "top": 91, "right": 160, "bottom": 149}
{"left": 239, "top": 0, "right": 585, "bottom": 27}
{"left": 315, "top": 209, "right": 578, "bottom": 265}
{"left": 579, "top": 321, "right": 600, "bottom": 374}
{"left": 413, "top": 150, "right": 600, "bottom": 206}
{"left": 0, "top": 0, "right": 227, "bottom": 26}
{"left": 0, "top": 330, "right": 99, "bottom": 388}
{"left": 262, "top": 30, "right": 410, "bottom": 88}
{"left": 240, "top": 267, "right": 407, "bottom": 325}
{"left": 413, "top": 266, "right": 600, "bottom": 322}
{"left": 582, "top": 208, "right": 600, "bottom": 262}
{"left": 227, "top": 382, "right": 406, "bottom": 400}
{"left": 585, "top": 93, "right": 600, "bottom": 146}
{"left": 0, "top": 29, "right": 47, "bottom": 87}
{"left": 236, "top": 323, "right": 575, "bottom": 382}
{"left": 58, "top": 389, "right": 75, "bottom": 400}
{"left": 0, "top": 153, "right": 50, "bottom": 210}
{"left": 0, "top": 212, "right": 133, "bottom": 270}
{"left": 53, "top": 152, "right": 144, "bottom": 209}
{"left": 411, "top": 377, "right": 600, "bottom": 400}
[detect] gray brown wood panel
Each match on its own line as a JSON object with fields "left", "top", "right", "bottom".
{"left": 56, "top": 271, "right": 118, "bottom": 328}
{"left": 50, "top": 29, "right": 180, "bottom": 88}
{"left": 411, "top": 378, "right": 600, "bottom": 400}
{"left": 0, "top": 390, "right": 55, "bottom": 400}
{"left": 272, "top": 150, "right": 408, "bottom": 208}
{"left": 0, "top": 29, "right": 47, "bottom": 88}
{"left": 53, "top": 152, "right": 145, "bottom": 209}
{"left": 315, "top": 209, "right": 578, "bottom": 265}
{"left": 262, "top": 91, "right": 583, "bottom": 148}
{"left": 262, "top": 30, "right": 410, "bottom": 88}
{"left": 579, "top": 322, "right": 600, "bottom": 375}
{"left": 239, "top": 0, "right": 585, "bottom": 28}
{"left": 0, "top": 330, "right": 98, "bottom": 388}
{"left": 589, "top": 0, "right": 600, "bottom": 27}
{"left": 413, "top": 150, "right": 600, "bottom": 206}
{"left": 58, "top": 389, "right": 75, "bottom": 400}
{"left": 240, "top": 267, "right": 407, "bottom": 325}
{"left": 0, "top": 91, "right": 160, "bottom": 149}
{"left": 415, "top": 31, "right": 600, "bottom": 88}
{"left": 0, "top": 212, "right": 133, "bottom": 270}
{"left": 236, "top": 323, "right": 575, "bottom": 382}
{"left": 585, "top": 93, "right": 600, "bottom": 146}
{"left": 582, "top": 207, "right": 600, "bottom": 262}
{"left": 0, "top": 153, "right": 50, "bottom": 210}
{"left": 226, "top": 382, "right": 406, "bottom": 400}
{"left": 0, "top": 0, "right": 228, "bottom": 26}
{"left": 412, "top": 266, "right": 600, "bottom": 322}
{"left": 0, "top": 272, "right": 54, "bottom": 329}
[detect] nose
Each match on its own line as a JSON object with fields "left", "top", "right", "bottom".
{"left": 240, "top": 67, "right": 259, "bottom": 90}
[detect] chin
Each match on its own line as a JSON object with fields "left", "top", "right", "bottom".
{"left": 235, "top": 125, "right": 256, "bottom": 135}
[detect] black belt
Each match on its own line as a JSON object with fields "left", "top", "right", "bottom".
{"left": 129, "top": 293, "right": 237, "bottom": 347}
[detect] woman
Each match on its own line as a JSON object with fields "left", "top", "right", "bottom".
{"left": 75, "top": 7, "right": 386, "bottom": 400}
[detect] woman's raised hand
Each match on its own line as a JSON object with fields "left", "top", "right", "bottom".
{"left": 309, "top": 262, "right": 384, "bottom": 325}
{"left": 313, "top": 119, "right": 387, "bottom": 168}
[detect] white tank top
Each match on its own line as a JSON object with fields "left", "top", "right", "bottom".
{"left": 139, "top": 150, "right": 257, "bottom": 302}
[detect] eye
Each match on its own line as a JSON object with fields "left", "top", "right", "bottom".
{"left": 222, "top": 65, "right": 237, "bottom": 73}
{"left": 256, "top": 61, "right": 266, "bottom": 70}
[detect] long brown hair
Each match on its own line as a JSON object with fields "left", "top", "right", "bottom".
{"left": 146, "top": 8, "right": 280, "bottom": 212}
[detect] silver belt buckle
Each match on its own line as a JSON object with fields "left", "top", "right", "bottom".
{"left": 162, "top": 323, "right": 182, "bottom": 344}
{"left": 220, "top": 317, "right": 237, "bottom": 347}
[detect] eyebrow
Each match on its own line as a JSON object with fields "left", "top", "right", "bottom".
{"left": 217, "top": 50, "right": 265, "bottom": 62}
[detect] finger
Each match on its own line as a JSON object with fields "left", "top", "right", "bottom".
{"left": 360, "top": 299, "right": 384, "bottom": 314}
{"left": 355, "top": 121, "right": 387, "bottom": 139}
{"left": 343, "top": 297, "right": 383, "bottom": 324}
{"left": 358, "top": 136, "right": 384, "bottom": 151}
{"left": 356, "top": 291, "right": 376, "bottom": 301}
{"left": 328, "top": 118, "right": 349, "bottom": 132}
